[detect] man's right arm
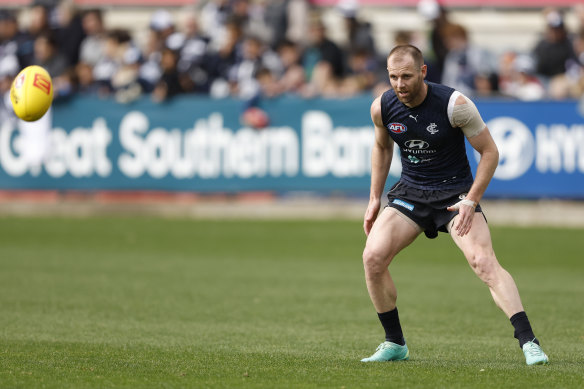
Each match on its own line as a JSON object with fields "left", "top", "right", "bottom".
{"left": 364, "top": 96, "right": 394, "bottom": 236}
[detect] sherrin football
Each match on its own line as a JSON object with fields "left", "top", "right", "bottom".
{"left": 10, "top": 65, "right": 53, "bottom": 122}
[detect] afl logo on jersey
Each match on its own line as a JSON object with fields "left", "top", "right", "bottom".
{"left": 388, "top": 123, "right": 407, "bottom": 134}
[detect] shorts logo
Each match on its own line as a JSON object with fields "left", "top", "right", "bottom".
{"left": 388, "top": 123, "right": 407, "bottom": 134}
{"left": 392, "top": 199, "right": 414, "bottom": 211}
{"left": 404, "top": 139, "right": 429, "bottom": 149}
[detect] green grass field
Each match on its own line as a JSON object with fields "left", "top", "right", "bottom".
{"left": 0, "top": 216, "right": 583, "bottom": 388}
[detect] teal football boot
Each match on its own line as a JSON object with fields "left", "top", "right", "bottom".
{"left": 361, "top": 341, "right": 409, "bottom": 362}
{"left": 523, "top": 341, "right": 549, "bottom": 365}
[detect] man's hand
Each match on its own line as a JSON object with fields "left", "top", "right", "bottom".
{"left": 364, "top": 199, "right": 381, "bottom": 236}
{"left": 447, "top": 199, "right": 476, "bottom": 237}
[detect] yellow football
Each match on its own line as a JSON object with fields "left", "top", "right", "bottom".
{"left": 10, "top": 65, "right": 54, "bottom": 122}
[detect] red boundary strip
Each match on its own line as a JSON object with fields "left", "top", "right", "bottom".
{"left": 0, "top": 0, "right": 578, "bottom": 7}
{"left": 312, "top": 0, "right": 579, "bottom": 6}
{"left": 73, "top": 0, "right": 198, "bottom": 6}
{"left": 0, "top": 190, "right": 276, "bottom": 204}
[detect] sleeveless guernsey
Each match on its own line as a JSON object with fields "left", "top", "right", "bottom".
{"left": 380, "top": 82, "right": 474, "bottom": 190}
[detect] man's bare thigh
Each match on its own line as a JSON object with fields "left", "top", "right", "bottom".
{"left": 365, "top": 207, "right": 422, "bottom": 263}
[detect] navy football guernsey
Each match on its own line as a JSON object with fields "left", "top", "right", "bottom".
{"left": 380, "top": 82, "right": 474, "bottom": 190}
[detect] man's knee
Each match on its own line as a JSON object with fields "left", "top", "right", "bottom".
{"left": 469, "top": 251, "right": 500, "bottom": 283}
{"left": 362, "top": 246, "right": 391, "bottom": 278}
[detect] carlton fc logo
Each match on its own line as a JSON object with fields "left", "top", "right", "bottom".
{"left": 388, "top": 123, "right": 407, "bottom": 134}
{"left": 426, "top": 123, "right": 439, "bottom": 134}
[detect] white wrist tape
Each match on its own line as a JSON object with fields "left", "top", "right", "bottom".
{"left": 460, "top": 199, "right": 477, "bottom": 208}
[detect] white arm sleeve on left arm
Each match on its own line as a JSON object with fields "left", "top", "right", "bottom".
{"left": 447, "top": 92, "right": 486, "bottom": 138}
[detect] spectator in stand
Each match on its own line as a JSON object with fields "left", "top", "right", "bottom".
{"left": 175, "top": 7, "right": 212, "bottom": 93}
{"left": 255, "top": 38, "right": 305, "bottom": 98}
{"left": 0, "top": 52, "right": 19, "bottom": 123}
{"left": 0, "top": 49, "right": 18, "bottom": 94}
{"left": 0, "top": 11, "right": 31, "bottom": 69}
{"left": 568, "top": 29, "right": 584, "bottom": 97}
{"left": 28, "top": 3, "right": 51, "bottom": 36}
{"left": 17, "top": 3, "right": 52, "bottom": 68}
{"left": 220, "top": 15, "right": 245, "bottom": 64}
{"left": 574, "top": 29, "right": 584, "bottom": 67}
{"left": 92, "top": 29, "right": 133, "bottom": 96}
{"left": 336, "top": 1, "right": 382, "bottom": 97}
{"left": 200, "top": 0, "right": 231, "bottom": 52}
{"left": 208, "top": 15, "right": 245, "bottom": 98}
{"left": 335, "top": 0, "right": 379, "bottom": 97}
{"left": 112, "top": 44, "right": 143, "bottom": 104}
{"left": 262, "top": 0, "right": 287, "bottom": 49}
{"left": 393, "top": 30, "right": 412, "bottom": 47}
{"left": 533, "top": 10, "right": 579, "bottom": 99}
{"left": 152, "top": 47, "right": 185, "bottom": 102}
{"left": 441, "top": 23, "right": 497, "bottom": 96}
{"left": 33, "top": 31, "right": 72, "bottom": 100}
{"left": 150, "top": 9, "right": 176, "bottom": 44}
{"left": 575, "top": 3, "right": 584, "bottom": 29}
{"left": 33, "top": 31, "right": 67, "bottom": 78}
{"left": 338, "top": 48, "right": 379, "bottom": 97}
{"left": 302, "top": 14, "right": 346, "bottom": 97}
{"left": 255, "top": 66, "right": 277, "bottom": 98}
{"left": 473, "top": 72, "right": 499, "bottom": 97}
{"left": 0, "top": 11, "right": 16, "bottom": 59}
{"left": 499, "top": 53, "right": 545, "bottom": 101}
{"left": 337, "top": 0, "right": 376, "bottom": 58}
{"left": 74, "top": 61, "right": 99, "bottom": 95}
{"left": 79, "top": 9, "right": 106, "bottom": 67}
{"left": 536, "top": 7, "right": 584, "bottom": 100}
{"left": 276, "top": 38, "right": 305, "bottom": 95}
{"left": 137, "top": 10, "right": 178, "bottom": 94}
{"left": 497, "top": 50, "right": 515, "bottom": 91}
{"left": 532, "top": 10, "right": 576, "bottom": 80}
{"left": 53, "top": 0, "right": 85, "bottom": 67}
{"left": 0, "top": 14, "right": 13, "bottom": 64}
{"left": 235, "top": 0, "right": 273, "bottom": 46}
{"left": 228, "top": 33, "right": 282, "bottom": 99}
{"left": 263, "top": 0, "right": 309, "bottom": 48}
{"left": 139, "top": 33, "right": 162, "bottom": 93}
{"left": 417, "top": 0, "right": 451, "bottom": 83}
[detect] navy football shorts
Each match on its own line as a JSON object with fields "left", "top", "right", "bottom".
{"left": 386, "top": 180, "right": 483, "bottom": 239}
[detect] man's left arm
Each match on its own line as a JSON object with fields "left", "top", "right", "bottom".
{"left": 447, "top": 94, "right": 499, "bottom": 236}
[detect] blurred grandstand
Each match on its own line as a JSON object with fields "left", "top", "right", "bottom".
{"left": 1, "top": 0, "right": 583, "bottom": 223}
{"left": 1, "top": 0, "right": 583, "bottom": 103}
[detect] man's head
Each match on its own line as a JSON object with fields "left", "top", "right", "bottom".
{"left": 82, "top": 9, "right": 104, "bottom": 36}
{"left": 442, "top": 23, "right": 468, "bottom": 51}
{"left": 387, "top": 45, "right": 427, "bottom": 107}
{"left": 308, "top": 15, "right": 326, "bottom": 45}
{"left": 34, "top": 32, "right": 58, "bottom": 62}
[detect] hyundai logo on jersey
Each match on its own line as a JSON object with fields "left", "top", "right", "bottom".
{"left": 404, "top": 140, "right": 430, "bottom": 149}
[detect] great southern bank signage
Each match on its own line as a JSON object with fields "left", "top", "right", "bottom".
{"left": 477, "top": 101, "right": 584, "bottom": 198}
{"left": 0, "top": 95, "right": 583, "bottom": 198}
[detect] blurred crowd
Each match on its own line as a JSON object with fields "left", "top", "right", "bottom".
{"left": 1, "top": 0, "right": 584, "bottom": 108}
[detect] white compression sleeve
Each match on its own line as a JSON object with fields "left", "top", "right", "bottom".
{"left": 450, "top": 94, "right": 486, "bottom": 138}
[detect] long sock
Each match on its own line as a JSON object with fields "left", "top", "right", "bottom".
{"left": 510, "top": 311, "right": 538, "bottom": 348}
{"left": 377, "top": 307, "right": 405, "bottom": 346}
